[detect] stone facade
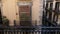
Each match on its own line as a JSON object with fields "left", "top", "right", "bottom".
{"left": 1, "top": 0, "right": 43, "bottom": 26}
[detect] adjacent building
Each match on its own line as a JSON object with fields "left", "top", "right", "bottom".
{"left": 43, "top": 0, "right": 60, "bottom": 26}
{"left": 42, "top": 0, "right": 60, "bottom": 34}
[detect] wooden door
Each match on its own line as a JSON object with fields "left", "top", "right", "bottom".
{"left": 19, "top": 5, "right": 32, "bottom": 26}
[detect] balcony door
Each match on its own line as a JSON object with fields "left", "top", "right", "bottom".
{"left": 19, "top": 5, "right": 32, "bottom": 26}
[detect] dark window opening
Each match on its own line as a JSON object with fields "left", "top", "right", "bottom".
{"left": 0, "top": 8, "right": 2, "bottom": 25}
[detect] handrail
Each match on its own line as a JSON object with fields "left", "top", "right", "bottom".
{"left": 0, "top": 25, "right": 60, "bottom": 28}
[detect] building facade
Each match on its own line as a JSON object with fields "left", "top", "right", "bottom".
{"left": 0, "top": 0, "right": 43, "bottom": 26}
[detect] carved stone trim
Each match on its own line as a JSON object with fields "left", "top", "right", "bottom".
{"left": 17, "top": 1, "right": 32, "bottom": 6}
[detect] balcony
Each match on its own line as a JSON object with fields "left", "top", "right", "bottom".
{"left": 0, "top": 25, "right": 60, "bottom": 34}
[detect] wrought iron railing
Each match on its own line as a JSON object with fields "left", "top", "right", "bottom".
{"left": 0, "top": 26, "right": 60, "bottom": 34}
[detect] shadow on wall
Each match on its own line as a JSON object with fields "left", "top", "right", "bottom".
{"left": 14, "top": 20, "right": 38, "bottom": 26}
{"left": 20, "top": 21, "right": 32, "bottom": 26}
